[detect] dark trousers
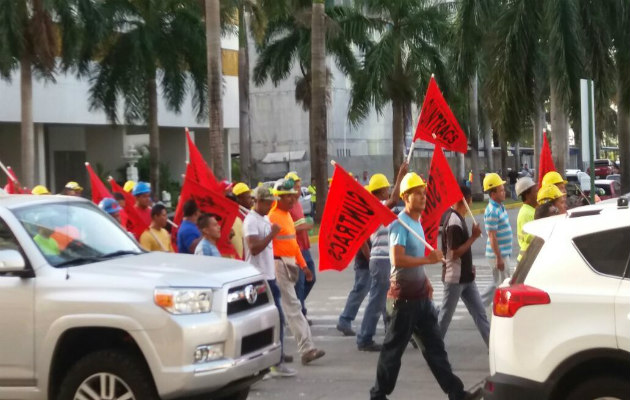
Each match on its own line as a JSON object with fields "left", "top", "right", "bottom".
{"left": 268, "top": 279, "right": 284, "bottom": 361}
{"left": 295, "top": 248, "right": 316, "bottom": 315}
{"left": 370, "top": 298, "right": 465, "bottom": 400}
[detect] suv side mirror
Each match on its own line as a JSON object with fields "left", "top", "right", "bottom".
{"left": 0, "top": 249, "right": 26, "bottom": 272}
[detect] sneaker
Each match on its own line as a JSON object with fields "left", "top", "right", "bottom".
{"left": 307, "top": 318, "right": 313, "bottom": 326}
{"left": 301, "top": 348, "right": 325, "bottom": 365}
{"left": 358, "top": 342, "right": 382, "bottom": 352}
{"left": 269, "top": 364, "right": 297, "bottom": 377}
{"left": 282, "top": 353, "right": 294, "bottom": 363}
{"left": 463, "top": 387, "right": 483, "bottom": 400}
{"left": 336, "top": 324, "right": 356, "bottom": 336}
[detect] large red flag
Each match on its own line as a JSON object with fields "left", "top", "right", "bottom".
{"left": 421, "top": 145, "right": 463, "bottom": 255}
{"left": 186, "top": 128, "right": 220, "bottom": 190}
{"left": 414, "top": 76, "right": 468, "bottom": 153}
{"left": 537, "top": 131, "right": 556, "bottom": 187}
{"left": 109, "top": 178, "right": 149, "bottom": 239}
{"left": 85, "top": 162, "right": 112, "bottom": 204}
{"left": 319, "top": 164, "right": 398, "bottom": 272}
{"left": 3, "top": 167, "right": 25, "bottom": 194}
{"left": 173, "top": 174, "right": 240, "bottom": 257}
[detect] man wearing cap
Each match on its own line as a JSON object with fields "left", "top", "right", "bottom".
{"left": 231, "top": 183, "right": 254, "bottom": 259}
{"left": 62, "top": 181, "right": 83, "bottom": 197}
{"left": 542, "top": 171, "right": 567, "bottom": 194}
{"left": 480, "top": 173, "right": 513, "bottom": 306}
{"left": 31, "top": 185, "right": 51, "bottom": 195}
{"left": 268, "top": 178, "right": 325, "bottom": 365}
{"left": 355, "top": 163, "right": 407, "bottom": 350}
{"left": 99, "top": 198, "right": 123, "bottom": 224}
{"left": 535, "top": 184, "right": 567, "bottom": 219}
{"left": 244, "top": 186, "right": 296, "bottom": 377}
{"left": 370, "top": 172, "right": 481, "bottom": 400}
{"left": 284, "top": 172, "right": 316, "bottom": 321}
{"left": 132, "top": 182, "right": 153, "bottom": 228}
{"left": 516, "top": 177, "right": 538, "bottom": 261}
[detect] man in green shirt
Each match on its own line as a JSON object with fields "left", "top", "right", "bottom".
{"left": 33, "top": 219, "right": 60, "bottom": 256}
{"left": 515, "top": 177, "right": 538, "bottom": 261}
{"left": 307, "top": 179, "right": 316, "bottom": 218}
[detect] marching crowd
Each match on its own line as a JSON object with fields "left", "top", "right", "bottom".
{"left": 24, "top": 165, "right": 574, "bottom": 399}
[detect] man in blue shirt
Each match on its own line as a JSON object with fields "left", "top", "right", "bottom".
{"left": 177, "top": 200, "right": 201, "bottom": 254}
{"left": 194, "top": 214, "right": 222, "bottom": 257}
{"left": 370, "top": 172, "right": 481, "bottom": 400}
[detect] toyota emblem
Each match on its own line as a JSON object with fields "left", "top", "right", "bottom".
{"left": 244, "top": 284, "right": 258, "bottom": 305}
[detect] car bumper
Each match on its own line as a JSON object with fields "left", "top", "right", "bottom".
{"left": 484, "top": 373, "right": 550, "bottom": 400}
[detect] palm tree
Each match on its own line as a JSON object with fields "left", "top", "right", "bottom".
{"left": 86, "top": 0, "right": 207, "bottom": 195}
{"left": 206, "top": 0, "right": 225, "bottom": 179}
{"left": 311, "top": 0, "right": 327, "bottom": 220}
{"left": 612, "top": 0, "right": 630, "bottom": 193}
{"left": 348, "top": 0, "right": 451, "bottom": 174}
{"left": 0, "top": 0, "right": 58, "bottom": 188}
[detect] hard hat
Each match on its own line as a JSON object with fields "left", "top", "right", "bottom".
{"left": 65, "top": 181, "right": 83, "bottom": 191}
{"left": 537, "top": 184, "right": 565, "bottom": 204}
{"left": 132, "top": 181, "right": 151, "bottom": 196}
{"left": 328, "top": 178, "right": 332, "bottom": 185}
{"left": 98, "top": 198, "right": 122, "bottom": 215}
{"left": 515, "top": 176, "right": 536, "bottom": 197}
{"left": 232, "top": 182, "right": 251, "bottom": 196}
{"left": 400, "top": 172, "right": 426, "bottom": 197}
{"left": 367, "top": 174, "right": 391, "bottom": 193}
{"left": 542, "top": 171, "right": 568, "bottom": 186}
{"left": 483, "top": 173, "right": 506, "bottom": 192}
{"left": 285, "top": 172, "right": 301, "bottom": 182}
{"left": 31, "top": 185, "right": 50, "bottom": 195}
{"left": 123, "top": 180, "right": 136, "bottom": 192}
{"left": 273, "top": 178, "right": 298, "bottom": 195}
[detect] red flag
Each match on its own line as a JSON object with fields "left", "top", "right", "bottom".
{"left": 413, "top": 76, "right": 468, "bottom": 153}
{"left": 173, "top": 174, "right": 240, "bottom": 257}
{"left": 85, "top": 162, "right": 112, "bottom": 204}
{"left": 3, "top": 167, "right": 25, "bottom": 194}
{"left": 109, "top": 178, "right": 149, "bottom": 239}
{"left": 186, "top": 128, "right": 220, "bottom": 190}
{"left": 537, "top": 131, "right": 556, "bottom": 187}
{"left": 318, "top": 164, "right": 398, "bottom": 272}
{"left": 421, "top": 146, "right": 463, "bottom": 255}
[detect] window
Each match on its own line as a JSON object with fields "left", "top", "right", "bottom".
{"left": 573, "top": 227, "right": 630, "bottom": 278}
{"left": 0, "top": 219, "right": 20, "bottom": 252}
{"left": 511, "top": 237, "right": 545, "bottom": 285}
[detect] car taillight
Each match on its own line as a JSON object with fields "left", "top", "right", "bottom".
{"left": 493, "top": 284, "right": 550, "bottom": 317}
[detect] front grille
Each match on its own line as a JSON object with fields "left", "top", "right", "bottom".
{"left": 241, "top": 328, "right": 273, "bottom": 356}
{"left": 227, "top": 281, "right": 269, "bottom": 315}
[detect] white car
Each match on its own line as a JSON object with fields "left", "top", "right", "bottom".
{"left": 484, "top": 196, "right": 630, "bottom": 400}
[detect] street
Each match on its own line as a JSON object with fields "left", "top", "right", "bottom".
{"left": 249, "top": 208, "right": 519, "bottom": 399}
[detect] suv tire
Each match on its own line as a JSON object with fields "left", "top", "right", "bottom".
{"left": 566, "top": 375, "right": 630, "bottom": 400}
{"left": 57, "top": 350, "right": 158, "bottom": 400}
{"left": 216, "top": 387, "right": 250, "bottom": 400}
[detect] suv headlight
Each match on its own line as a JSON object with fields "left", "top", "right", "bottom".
{"left": 154, "top": 288, "right": 214, "bottom": 314}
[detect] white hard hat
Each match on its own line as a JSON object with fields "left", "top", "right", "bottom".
{"left": 515, "top": 176, "right": 536, "bottom": 197}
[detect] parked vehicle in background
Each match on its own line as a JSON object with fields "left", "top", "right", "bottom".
{"left": 587, "top": 159, "right": 616, "bottom": 179}
{"left": 300, "top": 186, "right": 313, "bottom": 216}
{"left": 565, "top": 169, "right": 580, "bottom": 184}
{"left": 484, "top": 197, "right": 630, "bottom": 400}
{"left": 0, "top": 194, "right": 280, "bottom": 400}
{"left": 593, "top": 179, "right": 622, "bottom": 201}
{"left": 606, "top": 174, "right": 621, "bottom": 183}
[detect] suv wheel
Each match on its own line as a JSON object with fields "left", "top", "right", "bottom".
{"left": 57, "top": 350, "right": 158, "bottom": 400}
{"left": 566, "top": 376, "right": 630, "bottom": 400}
{"left": 216, "top": 387, "right": 250, "bottom": 400}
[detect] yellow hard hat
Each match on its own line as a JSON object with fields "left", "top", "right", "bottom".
{"left": 65, "top": 181, "right": 83, "bottom": 191}
{"left": 367, "top": 174, "right": 391, "bottom": 193}
{"left": 483, "top": 173, "right": 506, "bottom": 192}
{"left": 232, "top": 182, "right": 251, "bottom": 196}
{"left": 537, "top": 184, "right": 566, "bottom": 204}
{"left": 542, "top": 171, "right": 567, "bottom": 186}
{"left": 31, "top": 185, "right": 50, "bottom": 195}
{"left": 328, "top": 178, "right": 332, "bottom": 185}
{"left": 285, "top": 172, "right": 301, "bottom": 182}
{"left": 400, "top": 172, "right": 426, "bottom": 197}
{"left": 123, "top": 180, "right": 136, "bottom": 192}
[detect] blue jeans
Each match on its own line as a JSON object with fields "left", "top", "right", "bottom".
{"left": 268, "top": 279, "right": 284, "bottom": 363}
{"left": 295, "top": 248, "right": 316, "bottom": 315}
{"left": 370, "top": 298, "right": 465, "bottom": 400}
{"left": 338, "top": 267, "right": 371, "bottom": 330}
{"left": 357, "top": 258, "right": 391, "bottom": 346}
{"left": 438, "top": 281, "right": 490, "bottom": 347}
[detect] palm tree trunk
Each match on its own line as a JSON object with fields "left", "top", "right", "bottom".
{"left": 499, "top": 134, "right": 508, "bottom": 177}
{"left": 618, "top": 82, "right": 630, "bottom": 194}
{"left": 392, "top": 98, "right": 405, "bottom": 175}
{"left": 238, "top": 6, "right": 252, "bottom": 184}
{"left": 206, "top": 0, "right": 225, "bottom": 179}
{"left": 20, "top": 55, "right": 35, "bottom": 188}
{"left": 550, "top": 81, "right": 568, "bottom": 174}
{"left": 469, "top": 74, "right": 482, "bottom": 201}
{"left": 310, "top": 0, "right": 327, "bottom": 222}
{"left": 481, "top": 107, "right": 493, "bottom": 172}
{"left": 147, "top": 76, "right": 160, "bottom": 196}
{"left": 532, "top": 102, "right": 545, "bottom": 180}
{"left": 514, "top": 141, "right": 520, "bottom": 170}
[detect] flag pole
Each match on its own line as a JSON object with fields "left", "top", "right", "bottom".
{"left": 0, "top": 160, "right": 17, "bottom": 183}
{"left": 406, "top": 141, "right": 416, "bottom": 164}
{"left": 396, "top": 217, "right": 446, "bottom": 263}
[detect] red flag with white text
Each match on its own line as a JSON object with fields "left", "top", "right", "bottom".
{"left": 421, "top": 146, "right": 463, "bottom": 255}
{"left": 537, "top": 131, "right": 556, "bottom": 188}
{"left": 414, "top": 76, "right": 468, "bottom": 153}
{"left": 85, "top": 162, "right": 112, "bottom": 204}
{"left": 319, "top": 164, "right": 397, "bottom": 272}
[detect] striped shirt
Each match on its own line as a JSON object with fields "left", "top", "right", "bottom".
{"left": 484, "top": 199, "right": 513, "bottom": 258}
{"left": 370, "top": 202, "right": 403, "bottom": 259}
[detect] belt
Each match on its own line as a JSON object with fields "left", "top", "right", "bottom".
{"left": 274, "top": 256, "right": 282, "bottom": 260}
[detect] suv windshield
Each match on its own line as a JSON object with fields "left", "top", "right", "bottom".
{"left": 12, "top": 201, "right": 142, "bottom": 267}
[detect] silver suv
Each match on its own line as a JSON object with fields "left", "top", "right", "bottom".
{"left": 0, "top": 195, "right": 280, "bottom": 400}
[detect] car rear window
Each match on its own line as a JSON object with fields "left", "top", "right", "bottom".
{"left": 595, "top": 160, "right": 611, "bottom": 166}
{"left": 511, "top": 237, "right": 545, "bottom": 284}
{"left": 595, "top": 184, "right": 612, "bottom": 195}
{"left": 573, "top": 227, "right": 630, "bottom": 278}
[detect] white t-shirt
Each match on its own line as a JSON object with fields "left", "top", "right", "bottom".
{"left": 243, "top": 210, "right": 275, "bottom": 280}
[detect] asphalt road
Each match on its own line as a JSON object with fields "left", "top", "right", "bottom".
{"left": 249, "top": 207, "right": 521, "bottom": 400}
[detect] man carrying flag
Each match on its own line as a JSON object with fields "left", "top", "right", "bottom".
{"left": 370, "top": 172, "right": 481, "bottom": 400}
